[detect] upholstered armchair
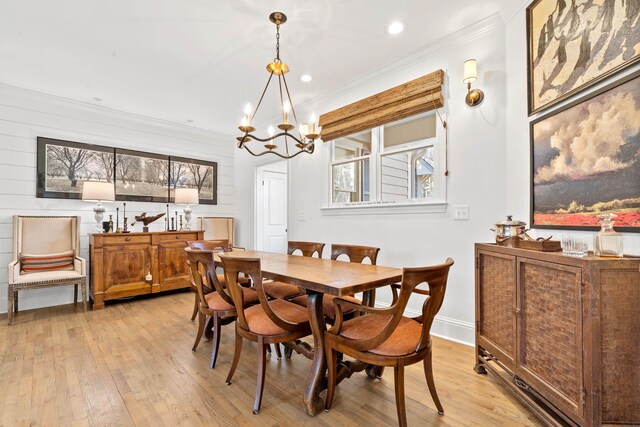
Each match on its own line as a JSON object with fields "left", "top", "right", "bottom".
{"left": 7, "top": 215, "right": 87, "bottom": 325}
{"left": 197, "top": 216, "right": 243, "bottom": 249}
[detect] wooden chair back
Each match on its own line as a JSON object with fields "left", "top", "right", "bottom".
{"left": 336, "top": 258, "right": 454, "bottom": 353}
{"left": 184, "top": 248, "right": 234, "bottom": 308}
{"left": 287, "top": 241, "right": 325, "bottom": 258}
{"left": 187, "top": 239, "right": 230, "bottom": 252}
{"left": 219, "top": 254, "right": 307, "bottom": 334}
{"left": 331, "top": 244, "right": 380, "bottom": 265}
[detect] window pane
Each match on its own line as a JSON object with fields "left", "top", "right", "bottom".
{"left": 333, "top": 129, "right": 372, "bottom": 160}
{"left": 383, "top": 114, "right": 436, "bottom": 149}
{"left": 332, "top": 159, "right": 370, "bottom": 203}
{"left": 380, "top": 146, "right": 434, "bottom": 202}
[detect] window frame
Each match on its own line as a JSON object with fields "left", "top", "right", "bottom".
{"left": 326, "top": 111, "right": 446, "bottom": 211}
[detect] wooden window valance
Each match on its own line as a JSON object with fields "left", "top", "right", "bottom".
{"left": 319, "top": 69, "right": 444, "bottom": 142}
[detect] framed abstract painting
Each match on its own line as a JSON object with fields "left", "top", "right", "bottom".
{"left": 530, "top": 70, "right": 640, "bottom": 232}
{"left": 527, "top": 0, "right": 640, "bottom": 114}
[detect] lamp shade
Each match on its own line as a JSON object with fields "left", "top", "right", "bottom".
{"left": 463, "top": 59, "right": 477, "bottom": 84}
{"left": 174, "top": 188, "right": 199, "bottom": 205}
{"left": 81, "top": 181, "right": 115, "bottom": 202}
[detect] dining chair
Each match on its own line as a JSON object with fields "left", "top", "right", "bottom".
{"left": 290, "top": 243, "right": 380, "bottom": 321}
{"left": 287, "top": 241, "right": 325, "bottom": 258}
{"left": 186, "top": 239, "right": 230, "bottom": 321}
{"left": 220, "top": 254, "right": 312, "bottom": 415}
{"left": 185, "top": 248, "right": 259, "bottom": 368}
{"left": 324, "top": 258, "right": 454, "bottom": 427}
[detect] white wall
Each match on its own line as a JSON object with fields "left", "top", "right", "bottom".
{"left": 0, "top": 84, "right": 235, "bottom": 314}
{"left": 235, "top": 16, "right": 508, "bottom": 345}
{"left": 504, "top": 5, "right": 640, "bottom": 255}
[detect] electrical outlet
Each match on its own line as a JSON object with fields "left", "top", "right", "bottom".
{"left": 453, "top": 205, "right": 469, "bottom": 220}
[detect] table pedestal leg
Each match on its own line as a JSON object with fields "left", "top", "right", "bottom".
{"left": 303, "top": 290, "right": 326, "bottom": 416}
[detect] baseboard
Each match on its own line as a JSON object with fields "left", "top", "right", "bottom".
{"left": 375, "top": 301, "right": 475, "bottom": 347}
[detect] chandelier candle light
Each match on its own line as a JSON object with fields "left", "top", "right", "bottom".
{"left": 236, "top": 12, "right": 321, "bottom": 159}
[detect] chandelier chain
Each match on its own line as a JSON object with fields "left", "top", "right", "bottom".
{"left": 275, "top": 24, "right": 280, "bottom": 61}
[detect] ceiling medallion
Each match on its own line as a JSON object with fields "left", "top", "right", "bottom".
{"left": 236, "top": 12, "right": 321, "bottom": 159}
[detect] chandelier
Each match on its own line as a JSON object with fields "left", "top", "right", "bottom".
{"left": 236, "top": 12, "right": 320, "bottom": 159}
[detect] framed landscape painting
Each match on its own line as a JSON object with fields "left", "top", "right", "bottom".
{"left": 527, "top": 0, "right": 640, "bottom": 114}
{"left": 168, "top": 156, "right": 217, "bottom": 205}
{"left": 37, "top": 137, "right": 115, "bottom": 199}
{"left": 114, "top": 149, "right": 169, "bottom": 203}
{"left": 530, "top": 71, "right": 640, "bottom": 232}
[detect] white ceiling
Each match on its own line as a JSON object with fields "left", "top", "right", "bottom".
{"left": 0, "top": 0, "right": 510, "bottom": 134}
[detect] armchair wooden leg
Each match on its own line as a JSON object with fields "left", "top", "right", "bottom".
{"left": 13, "top": 290, "right": 18, "bottom": 313}
{"left": 394, "top": 363, "right": 407, "bottom": 427}
{"left": 7, "top": 288, "right": 14, "bottom": 326}
{"left": 324, "top": 346, "right": 338, "bottom": 411}
{"left": 210, "top": 315, "right": 222, "bottom": 369}
{"left": 192, "top": 311, "right": 206, "bottom": 351}
{"left": 225, "top": 331, "right": 243, "bottom": 385}
{"left": 423, "top": 350, "right": 444, "bottom": 415}
{"left": 190, "top": 292, "right": 198, "bottom": 322}
{"left": 253, "top": 338, "right": 267, "bottom": 415}
{"left": 81, "top": 282, "right": 87, "bottom": 312}
{"left": 74, "top": 284, "right": 78, "bottom": 304}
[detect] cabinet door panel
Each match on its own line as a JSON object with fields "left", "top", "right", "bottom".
{"left": 102, "top": 244, "right": 152, "bottom": 298}
{"left": 517, "top": 258, "right": 583, "bottom": 421}
{"left": 477, "top": 250, "right": 517, "bottom": 369}
{"left": 157, "top": 242, "right": 190, "bottom": 291}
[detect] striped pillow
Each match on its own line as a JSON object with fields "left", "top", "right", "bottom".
{"left": 20, "top": 250, "right": 75, "bottom": 274}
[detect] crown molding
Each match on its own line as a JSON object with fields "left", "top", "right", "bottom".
{"left": 295, "top": 13, "right": 504, "bottom": 113}
{"left": 500, "top": 0, "right": 531, "bottom": 24}
{"left": 0, "top": 81, "right": 236, "bottom": 139}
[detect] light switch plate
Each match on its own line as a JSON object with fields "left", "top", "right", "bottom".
{"left": 296, "top": 211, "right": 306, "bottom": 221}
{"left": 453, "top": 205, "right": 469, "bottom": 220}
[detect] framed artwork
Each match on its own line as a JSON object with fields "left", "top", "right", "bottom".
{"left": 527, "top": 0, "right": 640, "bottom": 114}
{"left": 115, "top": 149, "right": 170, "bottom": 203}
{"left": 168, "top": 156, "right": 217, "bottom": 205}
{"left": 530, "top": 70, "right": 640, "bottom": 232}
{"left": 37, "top": 137, "right": 115, "bottom": 200}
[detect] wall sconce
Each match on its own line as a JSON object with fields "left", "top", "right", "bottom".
{"left": 463, "top": 59, "right": 484, "bottom": 106}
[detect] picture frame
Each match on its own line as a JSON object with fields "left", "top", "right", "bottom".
{"left": 114, "top": 148, "right": 170, "bottom": 203}
{"left": 526, "top": 0, "right": 640, "bottom": 115}
{"left": 168, "top": 156, "right": 218, "bottom": 205}
{"left": 530, "top": 70, "right": 640, "bottom": 232}
{"left": 36, "top": 137, "right": 115, "bottom": 200}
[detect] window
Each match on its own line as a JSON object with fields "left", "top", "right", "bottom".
{"left": 328, "top": 112, "right": 444, "bottom": 208}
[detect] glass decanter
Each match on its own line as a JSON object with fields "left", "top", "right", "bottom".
{"left": 594, "top": 213, "right": 623, "bottom": 258}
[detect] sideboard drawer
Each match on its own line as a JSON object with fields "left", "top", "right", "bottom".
{"left": 157, "top": 232, "right": 199, "bottom": 242}
{"left": 103, "top": 235, "right": 152, "bottom": 245}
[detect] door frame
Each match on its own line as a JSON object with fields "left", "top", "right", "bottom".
{"left": 255, "top": 160, "right": 288, "bottom": 251}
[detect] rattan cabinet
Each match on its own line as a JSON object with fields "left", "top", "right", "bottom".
{"left": 474, "top": 243, "right": 640, "bottom": 427}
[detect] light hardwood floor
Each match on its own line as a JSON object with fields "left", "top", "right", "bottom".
{"left": 0, "top": 291, "right": 542, "bottom": 426}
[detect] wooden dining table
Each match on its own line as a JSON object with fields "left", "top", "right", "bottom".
{"left": 216, "top": 250, "right": 403, "bottom": 416}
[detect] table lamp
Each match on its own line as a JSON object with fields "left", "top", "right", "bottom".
{"left": 174, "top": 188, "right": 199, "bottom": 230}
{"left": 82, "top": 181, "right": 115, "bottom": 233}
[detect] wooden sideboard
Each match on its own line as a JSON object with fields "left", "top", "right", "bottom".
{"left": 474, "top": 243, "right": 640, "bottom": 427}
{"left": 90, "top": 230, "right": 203, "bottom": 309}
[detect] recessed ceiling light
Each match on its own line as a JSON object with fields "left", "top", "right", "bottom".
{"left": 186, "top": 119, "right": 194, "bottom": 123}
{"left": 387, "top": 21, "right": 405, "bottom": 35}
{"left": 300, "top": 74, "right": 313, "bottom": 82}
{"left": 92, "top": 97, "right": 102, "bottom": 102}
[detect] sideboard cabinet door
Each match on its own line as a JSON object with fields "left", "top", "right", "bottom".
{"left": 157, "top": 241, "right": 190, "bottom": 292}
{"left": 476, "top": 250, "right": 517, "bottom": 370}
{"left": 102, "top": 244, "right": 152, "bottom": 300}
{"left": 516, "top": 257, "right": 584, "bottom": 423}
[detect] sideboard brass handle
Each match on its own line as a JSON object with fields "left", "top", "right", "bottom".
{"left": 125, "top": 237, "right": 131, "bottom": 242}
{"left": 176, "top": 235, "right": 180, "bottom": 239}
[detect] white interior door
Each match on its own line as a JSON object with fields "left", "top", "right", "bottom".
{"left": 256, "top": 163, "right": 287, "bottom": 253}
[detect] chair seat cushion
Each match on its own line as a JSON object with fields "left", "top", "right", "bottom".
{"left": 204, "top": 287, "right": 258, "bottom": 311}
{"left": 290, "top": 294, "right": 361, "bottom": 319}
{"left": 244, "top": 299, "right": 309, "bottom": 336}
{"left": 20, "top": 250, "right": 74, "bottom": 274}
{"left": 13, "top": 269, "right": 83, "bottom": 284}
{"left": 262, "top": 281, "right": 303, "bottom": 299}
{"left": 339, "top": 314, "right": 423, "bottom": 357}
